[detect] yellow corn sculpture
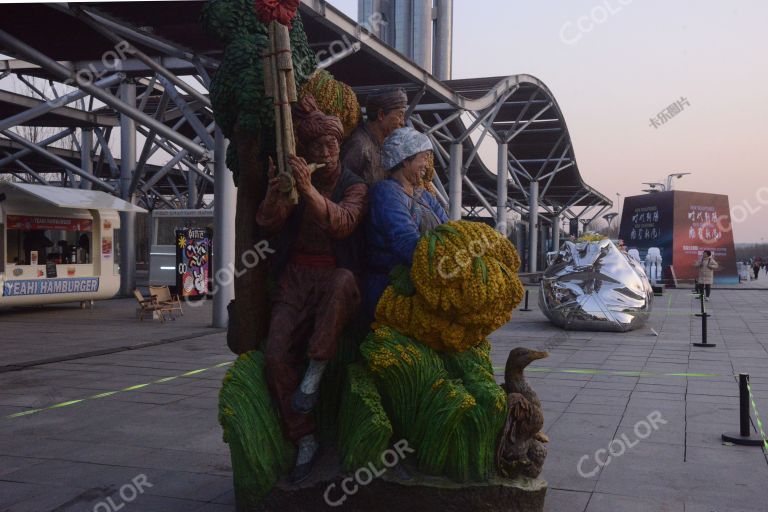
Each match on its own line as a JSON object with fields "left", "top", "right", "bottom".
{"left": 298, "top": 69, "right": 361, "bottom": 138}
{"left": 576, "top": 232, "right": 608, "bottom": 243}
{"left": 375, "top": 220, "right": 525, "bottom": 352}
{"left": 421, "top": 151, "right": 438, "bottom": 196}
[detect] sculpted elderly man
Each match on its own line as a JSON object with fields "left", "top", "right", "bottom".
{"left": 256, "top": 96, "right": 368, "bottom": 483}
{"left": 341, "top": 87, "right": 408, "bottom": 185}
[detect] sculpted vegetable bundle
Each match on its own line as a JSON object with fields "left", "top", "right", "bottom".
{"left": 376, "top": 220, "right": 525, "bottom": 352}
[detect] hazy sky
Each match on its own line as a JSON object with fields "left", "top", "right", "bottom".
{"left": 328, "top": 0, "right": 768, "bottom": 243}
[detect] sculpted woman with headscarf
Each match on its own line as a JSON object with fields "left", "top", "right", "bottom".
{"left": 364, "top": 127, "right": 449, "bottom": 320}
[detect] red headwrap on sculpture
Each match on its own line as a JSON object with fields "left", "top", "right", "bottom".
{"left": 254, "top": 0, "right": 300, "bottom": 27}
{"left": 293, "top": 95, "right": 344, "bottom": 145}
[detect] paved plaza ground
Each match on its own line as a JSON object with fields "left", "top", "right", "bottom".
{"left": 1, "top": 284, "right": 767, "bottom": 511}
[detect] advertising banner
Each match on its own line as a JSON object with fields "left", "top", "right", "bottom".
{"left": 620, "top": 191, "right": 738, "bottom": 285}
{"left": 175, "top": 227, "right": 212, "bottom": 298}
{"left": 7, "top": 215, "right": 92, "bottom": 232}
{"left": 673, "top": 191, "right": 738, "bottom": 284}
{"left": 2, "top": 278, "right": 99, "bottom": 297}
{"left": 619, "top": 191, "right": 675, "bottom": 272}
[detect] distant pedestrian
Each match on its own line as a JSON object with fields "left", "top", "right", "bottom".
{"left": 694, "top": 250, "right": 719, "bottom": 300}
{"left": 753, "top": 258, "right": 762, "bottom": 280}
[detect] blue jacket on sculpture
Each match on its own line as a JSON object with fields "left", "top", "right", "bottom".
{"left": 364, "top": 178, "right": 448, "bottom": 320}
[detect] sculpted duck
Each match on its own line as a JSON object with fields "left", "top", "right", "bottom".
{"left": 496, "top": 347, "right": 549, "bottom": 479}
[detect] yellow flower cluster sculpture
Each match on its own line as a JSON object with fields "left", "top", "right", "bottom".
{"left": 375, "top": 220, "right": 525, "bottom": 352}
{"left": 298, "top": 69, "right": 360, "bottom": 138}
{"left": 576, "top": 232, "right": 607, "bottom": 242}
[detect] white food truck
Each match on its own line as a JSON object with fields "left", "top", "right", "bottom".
{"left": 0, "top": 182, "right": 146, "bottom": 307}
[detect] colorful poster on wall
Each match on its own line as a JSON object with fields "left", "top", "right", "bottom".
{"left": 101, "top": 236, "right": 113, "bottom": 259}
{"left": 672, "top": 191, "right": 738, "bottom": 284}
{"left": 175, "top": 228, "right": 212, "bottom": 298}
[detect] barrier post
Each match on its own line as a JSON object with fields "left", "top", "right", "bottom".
{"left": 520, "top": 289, "right": 532, "bottom": 312}
{"left": 722, "top": 374, "right": 764, "bottom": 446}
{"left": 693, "top": 310, "right": 715, "bottom": 347}
{"left": 694, "top": 290, "right": 709, "bottom": 318}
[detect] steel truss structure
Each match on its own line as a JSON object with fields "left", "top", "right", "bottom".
{"left": 0, "top": 0, "right": 612, "bottom": 325}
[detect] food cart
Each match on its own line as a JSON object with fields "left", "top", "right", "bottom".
{"left": 0, "top": 182, "right": 146, "bottom": 307}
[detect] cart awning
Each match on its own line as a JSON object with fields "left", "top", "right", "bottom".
{"left": 1, "top": 183, "right": 147, "bottom": 213}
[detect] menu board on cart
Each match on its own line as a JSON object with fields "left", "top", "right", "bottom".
{"left": 175, "top": 228, "right": 212, "bottom": 298}
{"left": 46, "top": 262, "right": 57, "bottom": 278}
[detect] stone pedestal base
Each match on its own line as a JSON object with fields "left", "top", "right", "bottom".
{"left": 241, "top": 454, "right": 547, "bottom": 512}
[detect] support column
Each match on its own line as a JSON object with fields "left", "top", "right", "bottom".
{"left": 79, "top": 128, "right": 93, "bottom": 190}
{"left": 552, "top": 213, "right": 561, "bottom": 252}
{"left": 496, "top": 142, "right": 508, "bottom": 235}
{"left": 187, "top": 171, "right": 198, "bottom": 208}
{"left": 569, "top": 217, "right": 580, "bottom": 237}
{"left": 433, "top": 0, "right": 453, "bottom": 80}
{"left": 528, "top": 180, "right": 539, "bottom": 272}
{"left": 213, "top": 128, "right": 236, "bottom": 329}
{"left": 119, "top": 81, "right": 137, "bottom": 296}
{"left": 448, "top": 142, "right": 463, "bottom": 220}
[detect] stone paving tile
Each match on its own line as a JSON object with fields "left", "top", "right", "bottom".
{"left": 584, "top": 492, "right": 684, "bottom": 512}
{"left": 1, "top": 289, "right": 767, "bottom": 512}
{"left": 543, "top": 488, "right": 591, "bottom": 512}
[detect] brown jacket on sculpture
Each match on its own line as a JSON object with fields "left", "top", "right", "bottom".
{"left": 256, "top": 95, "right": 368, "bottom": 484}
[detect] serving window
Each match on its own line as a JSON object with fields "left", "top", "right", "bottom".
{"left": 5, "top": 215, "right": 93, "bottom": 265}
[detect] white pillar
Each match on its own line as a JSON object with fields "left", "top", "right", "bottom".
{"left": 187, "top": 170, "right": 198, "bottom": 208}
{"left": 448, "top": 142, "right": 463, "bottom": 220}
{"left": 528, "top": 180, "right": 539, "bottom": 272}
{"left": 496, "top": 142, "right": 508, "bottom": 235}
{"left": 212, "top": 128, "right": 237, "bottom": 328}
{"left": 119, "top": 81, "right": 137, "bottom": 296}
{"left": 79, "top": 128, "right": 93, "bottom": 190}
{"left": 552, "top": 214, "right": 561, "bottom": 252}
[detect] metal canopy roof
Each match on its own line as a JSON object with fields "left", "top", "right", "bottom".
{"left": 0, "top": 0, "right": 611, "bottom": 222}
{"left": 0, "top": 89, "right": 118, "bottom": 128}
{"left": 0, "top": 182, "right": 147, "bottom": 212}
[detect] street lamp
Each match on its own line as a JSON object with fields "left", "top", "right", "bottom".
{"left": 642, "top": 182, "right": 666, "bottom": 191}
{"left": 666, "top": 172, "right": 691, "bottom": 191}
{"left": 603, "top": 212, "right": 618, "bottom": 230}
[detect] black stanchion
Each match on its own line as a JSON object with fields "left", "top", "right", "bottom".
{"left": 693, "top": 310, "right": 715, "bottom": 347}
{"left": 694, "top": 291, "right": 709, "bottom": 318}
{"left": 722, "top": 374, "right": 764, "bottom": 446}
{"left": 520, "top": 289, "right": 532, "bottom": 312}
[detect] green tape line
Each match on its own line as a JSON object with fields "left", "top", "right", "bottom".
{"left": 493, "top": 367, "right": 723, "bottom": 378}
{"left": 4, "top": 360, "right": 235, "bottom": 420}
{"left": 746, "top": 381, "right": 768, "bottom": 452}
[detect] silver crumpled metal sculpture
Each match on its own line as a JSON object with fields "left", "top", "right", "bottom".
{"left": 539, "top": 239, "right": 653, "bottom": 332}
